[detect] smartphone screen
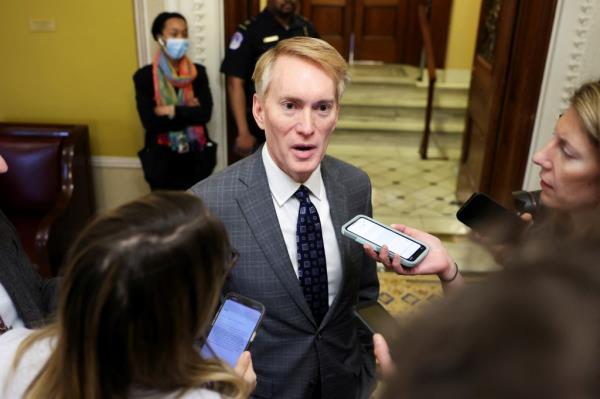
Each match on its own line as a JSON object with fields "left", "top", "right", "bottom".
{"left": 346, "top": 217, "right": 426, "bottom": 261}
{"left": 354, "top": 301, "right": 398, "bottom": 339}
{"left": 200, "top": 295, "right": 264, "bottom": 367}
{"left": 457, "top": 192, "right": 527, "bottom": 243}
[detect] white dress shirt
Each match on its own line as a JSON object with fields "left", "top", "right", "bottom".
{"left": 0, "top": 282, "right": 24, "bottom": 331}
{"left": 262, "top": 146, "right": 342, "bottom": 306}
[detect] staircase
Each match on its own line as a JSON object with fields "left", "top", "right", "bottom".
{"left": 337, "top": 64, "right": 469, "bottom": 136}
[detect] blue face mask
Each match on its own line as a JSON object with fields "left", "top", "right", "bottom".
{"left": 163, "top": 38, "right": 189, "bottom": 60}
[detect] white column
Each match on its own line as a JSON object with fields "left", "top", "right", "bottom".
{"left": 523, "top": 0, "right": 600, "bottom": 190}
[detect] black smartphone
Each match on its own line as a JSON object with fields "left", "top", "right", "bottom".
{"left": 354, "top": 300, "right": 399, "bottom": 339}
{"left": 200, "top": 293, "right": 265, "bottom": 367}
{"left": 456, "top": 192, "right": 528, "bottom": 243}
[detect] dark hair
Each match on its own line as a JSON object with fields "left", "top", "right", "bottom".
{"left": 151, "top": 12, "right": 187, "bottom": 40}
{"left": 383, "top": 235, "right": 600, "bottom": 399}
{"left": 16, "top": 192, "right": 249, "bottom": 398}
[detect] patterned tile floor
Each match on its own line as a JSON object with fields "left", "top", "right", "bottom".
{"left": 328, "top": 130, "right": 498, "bottom": 398}
{"left": 328, "top": 131, "right": 499, "bottom": 273}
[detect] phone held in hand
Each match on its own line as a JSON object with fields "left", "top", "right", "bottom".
{"left": 200, "top": 292, "right": 265, "bottom": 367}
{"left": 456, "top": 192, "right": 528, "bottom": 243}
{"left": 341, "top": 215, "right": 429, "bottom": 267}
{"left": 354, "top": 300, "right": 399, "bottom": 339}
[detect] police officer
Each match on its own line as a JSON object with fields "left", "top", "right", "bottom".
{"left": 221, "top": 0, "right": 319, "bottom": 157}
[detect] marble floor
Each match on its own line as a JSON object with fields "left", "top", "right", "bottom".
{"left": 327, "top": 130, "right": 499, "bottom": 273}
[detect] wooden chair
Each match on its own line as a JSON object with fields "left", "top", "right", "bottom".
{"left": 0, "top": 123, "right": 96, "bottom": 277}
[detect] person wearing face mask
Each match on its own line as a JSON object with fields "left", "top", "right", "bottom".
{"left": 134, "top": 12, "right": 216, "bottom": 190}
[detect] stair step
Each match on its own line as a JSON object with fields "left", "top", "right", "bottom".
{"left": 340, "top": 105, "right": 465, "bottom": 120}
{"left": 336, "top": 118, "right": 465, "bottom": 133}
{"left": 339, "top": 64, "right": 468, "bottom": 134}
{"left": 342, "top": 94, "right": 467, "bottom": 109}
{"left": 348, "top": 64, "right": 470, "bottom": 89}
{"left": 349, "top": 63, "right": 420, "bottom": 80}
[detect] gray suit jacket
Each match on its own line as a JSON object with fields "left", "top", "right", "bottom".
{"left": 191, "top": 151, "right": 379, "bottom": 399}
{"left": 0, "top": 210, "right": 59, "bottom": 328}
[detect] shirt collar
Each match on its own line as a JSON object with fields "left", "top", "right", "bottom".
{"left": 262, "top": 145, "right": 323, "bottom": 207}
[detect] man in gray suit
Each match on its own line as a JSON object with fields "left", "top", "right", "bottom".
{"left": 0, "top": 155, "right": 59, "bottom": 334}
{"left": 191, "top": 37, "right": 378, "bottom": 398}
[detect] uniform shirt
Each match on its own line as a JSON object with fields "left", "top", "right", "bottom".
{"left": 261, "top": 146, "right": 342, "bottom": 306}
{"left": 220, "top": 9, "right": 319, "bottom": 139}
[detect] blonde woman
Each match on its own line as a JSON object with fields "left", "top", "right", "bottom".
{"left": 0, "top": 192, "right": 255, "bottom": 398}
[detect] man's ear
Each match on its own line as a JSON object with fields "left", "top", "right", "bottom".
{"left": 252, "top": 94, "right": 265, "bottom": 129}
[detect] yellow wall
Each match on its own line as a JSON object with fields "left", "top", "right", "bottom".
{"left": 445, "top": 0, "right": 482, "bottom": 69}
{"left": 0, "top": 0, "right": 141, "bottom": 156}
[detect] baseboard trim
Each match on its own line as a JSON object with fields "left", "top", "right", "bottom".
{"left": 91, "top": 156, "right": 141, "bottom": 169}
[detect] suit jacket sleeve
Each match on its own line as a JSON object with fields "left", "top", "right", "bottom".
{"left": 0, "top": 211, "right": 59, "bottom": 327}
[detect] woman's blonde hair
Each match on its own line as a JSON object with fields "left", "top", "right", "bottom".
{"left": 14, "top": 191, "right": 248, "bottom": 399}
{"left": 252, "top": 36, "right": 349, "bottom": 102}
{"left": 571, "top": 80, "right": 600, "bottom": 144}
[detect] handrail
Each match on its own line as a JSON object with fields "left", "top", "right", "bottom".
{"left": 417, "top": 3, "right": 437, "bottom": 160}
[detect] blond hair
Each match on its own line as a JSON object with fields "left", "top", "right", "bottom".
{"left": 14, "top": 192, "right": 249, "bottom": 399}
{"left": 252, "top": 36, "right": 349, "bottom": 102}
{"left": 571, "top": 80, "right": 600, "bottom": 144}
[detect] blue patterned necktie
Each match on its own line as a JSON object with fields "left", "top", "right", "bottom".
{"left": 294, "top": 185, "right": 329, "bottom": 325}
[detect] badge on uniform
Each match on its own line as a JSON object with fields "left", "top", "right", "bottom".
{"left": 263, "top": 35, "right": 279, "bottom": 44}
{"left": 229, "top": 32, "right": 244, "bottom": 50}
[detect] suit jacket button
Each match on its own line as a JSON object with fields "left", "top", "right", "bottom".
{"left": 316, "top": 333, "right": 322, "bottom": 340}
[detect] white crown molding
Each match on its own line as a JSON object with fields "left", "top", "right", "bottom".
{"left": 523, "top": 0, "right": 600, "bottom": 190}
{"left": 92, "top": 156, "right": 141, "bottom": 169}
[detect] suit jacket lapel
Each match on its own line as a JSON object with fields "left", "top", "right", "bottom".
{"left": 235, "top": 153, "right": 315, "bottom": 323}
{"left": 320, "top": 157, "right": 352, "bottom": 327}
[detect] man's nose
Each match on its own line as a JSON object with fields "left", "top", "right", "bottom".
{"left": 296, "top": 109, "right": 315, "bottom": 135}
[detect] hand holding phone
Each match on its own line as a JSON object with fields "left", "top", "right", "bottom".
{"left": 200, "top": 293, "right": 265, "bottom": 367}
{"left": 342, "top": 215, "right": 429, "bottom": 267}
{"left": 456, "top": 192, "right": 529, "bottom": 243}
{"left": 354, "top": 300, "right": 399, "bottom": 339}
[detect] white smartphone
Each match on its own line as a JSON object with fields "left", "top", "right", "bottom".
{"left": 200, "top": 292, "right": 265, "bottom": 367}
{"left": 341, "top": 215, "right": 429, "bottom": 267}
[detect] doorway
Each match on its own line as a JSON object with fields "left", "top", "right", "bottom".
{"left": 222, "top": 0, "right": 558, "bottom": 273}
{"left": 301, "top": 0, "right": 451, "bottom": 65}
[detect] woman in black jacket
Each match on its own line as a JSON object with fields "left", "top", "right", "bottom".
{"left": 134, "top": 12, "right": 216, "bottom": 190}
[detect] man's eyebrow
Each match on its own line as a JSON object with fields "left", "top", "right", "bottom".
{"left": 281, "top": 96, "right": 304, "bottom": 103}
{"left": 279, "top": 96, "right": 336, "bottom": 105}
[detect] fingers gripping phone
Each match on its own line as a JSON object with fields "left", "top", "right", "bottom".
{"left": 456, "top": 192, "right": 528, "bottom": 243}
{"left": 354, "top": 300, "right": 399, "bottom": 340}
{"left": 200, "top": 293, "right": 265, "bottom": 367}
{"left": 341, "top": 215, "right": 429, "bottom": 267}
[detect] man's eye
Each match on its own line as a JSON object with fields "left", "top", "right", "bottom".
{"left": 317, "top": 103, "right": 332, "bottom": 112}
{"left": 283, "top": 102, "right": 295, "bottom": 110}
